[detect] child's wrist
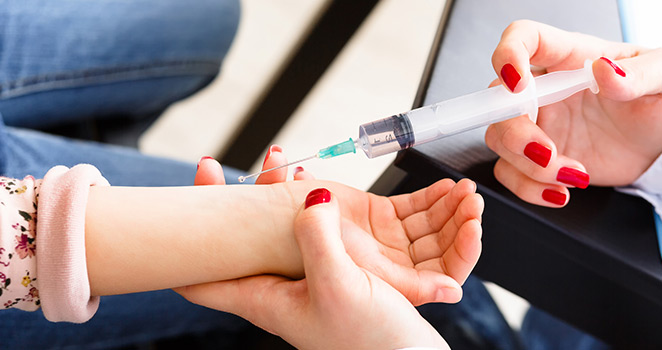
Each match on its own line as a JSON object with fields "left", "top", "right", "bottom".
{"left": 212, "top": 183, "right": 303, "bottom": 280}
{"left": 258, "top": 183, "right": 305, "bottom": 278}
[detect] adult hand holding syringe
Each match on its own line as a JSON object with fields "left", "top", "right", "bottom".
{"left": 487, "top": 20, "right": 662, "bottom": 211}
{"left": 239, "top": 60, "right": 597, "bottom": 183}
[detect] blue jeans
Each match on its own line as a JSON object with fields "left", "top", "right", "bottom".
{"left": 0, "top": 0, "right": 238, "bottom": 129}
{"left": 520, "top": 307, "right": 609, "bottom": 350}
{"left": 0, "top": 1, "right": 246, "bottom": 349}
{"left": 418, "top": 276, "right": 523, "bottom": 350}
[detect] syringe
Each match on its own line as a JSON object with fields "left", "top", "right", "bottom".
{"left": 238, "top": 60, "right": 598, "bottom": 182}
{"left": 237, "top": 139, "right": 357, "bottom": 182}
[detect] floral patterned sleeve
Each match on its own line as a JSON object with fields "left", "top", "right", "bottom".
{"left": 0, "top": 175, "right": 40, "bottom": 311}
{"left": 0, "top": 165, "right": 109, "bottom": 323}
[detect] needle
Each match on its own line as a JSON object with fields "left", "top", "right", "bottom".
{"left": 237, "top": 154, "right": 318, "bottom": 183}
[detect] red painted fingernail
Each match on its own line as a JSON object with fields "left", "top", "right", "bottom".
{"left": 600, "top": 57, "right": 625, "bottom": 77}
{"left": 197, "top": 156, "right": 214, "bottom": 170}
{"left": 523, "top": 142, "right": 552, "bottom": 168}
{"left": 542, "top": 189, "right": 567, "bottom": 205}
{"left": 294, "top": 166, "right": 304, "bottom": 175}
{"left": 557, "top": 167, "right": 590, "bottom": 189}
{"left": 501, "top": 63, "right": 521, "bottom": 92}
{"left": 305, "top": 188, "right": 331, "bottom": 209}
{"left": 263, "top": 145, "right": 283, "bottom": 166}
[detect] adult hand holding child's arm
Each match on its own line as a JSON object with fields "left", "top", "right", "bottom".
{"left": 178, "top": 187, "right": 451, "bottom": 350}
{"left": 85, "top": 149, "right": 483, "bottom": 307}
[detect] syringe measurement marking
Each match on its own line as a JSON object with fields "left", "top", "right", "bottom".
{"left": 371, "top": 133, "right": 396, "bottom": 144}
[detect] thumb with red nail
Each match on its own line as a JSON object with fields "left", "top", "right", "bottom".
{"left": 180, "top": 188, "right": 450, "bottom": 350}
{"left": 486, "top": 20, "right": 662, "bottom": 209}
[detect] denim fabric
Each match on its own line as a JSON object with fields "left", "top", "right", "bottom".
{"left": 0, "top": 0, "right": 240, "bottom": 129}
{"left": 419, "top": 276, "right": 523, "bottom": 350}
{"left": 0, "top": 291, "right": 252, "bottom": 350}
{"left": 0, "top": 122, "right": 246, "bottom": 185}
{"left": 0, "top": 1, "right": 252, "bottom": 349}
{"left": 521, "top": 307, "right": 610, "bottom": 350}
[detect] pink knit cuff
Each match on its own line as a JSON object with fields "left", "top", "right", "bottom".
{"left": 36, "top": 165, "right": 109, "bottom": 323}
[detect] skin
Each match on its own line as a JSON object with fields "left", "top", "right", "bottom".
{"left": 178, "top": 149, "right": 457, "bottom": 349}
{"left": 486, "top": 20, "right": 662, "bottom": 207}
{"left": 178, "top": 190, "right": 450, "bottom": 350}
{"left": 85, "top": 148, "right": 484, "bottom": 308}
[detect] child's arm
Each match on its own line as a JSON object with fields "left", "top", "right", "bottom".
{"left": 179, "top": 188, "right": 451, "bottom": 350}
{"left": 5, "top": 159, "right": 481, "bottom": 323}
{"left": 85, "top": 174, "right": 483, "bottom": 305}
{"left": 84, "top": 183, "right": 303, "bottom": 296}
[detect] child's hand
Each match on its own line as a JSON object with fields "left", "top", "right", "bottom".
{"left": 485, "top": 20, "right": 662, "bottom": 207}
{"left": 178, "top": 189, "right": 450, "bottom": 350}
{"left": 190, "top": 147, "right": 483, "bottom": 306}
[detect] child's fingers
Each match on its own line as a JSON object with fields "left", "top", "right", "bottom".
{"left": 409, "top": 193, "right": 483, "bottom": 264}
{"left": 438, "top": 193, "right": 484, "bottom": 254}
{"left": 412, "top": 218, "right": 483, "bottom": 288}
{"left": 194, "top": 156, "right": 225, "bottom": 186}
{"left": 439, "top": 218, "right": 482, "bottom": 285}
{"left": 410, "top": 270, "right": 463, "bottom": 305}
{"left": 390, "top": 178, "right": 456, "bottom": 220}
{"left": 401, "top": 179, "right": 474, "bottom": 242}
{"left": 362, "top": 251, "right": 463, "bottom": 305}
{"left": 256, "top": 145, "right": 288, "bottom": 184}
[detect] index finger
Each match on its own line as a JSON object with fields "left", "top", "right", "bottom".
{"left": 492, "top": 20, "right": 636, "bottom": 93}
{"left": 493, "top": 20, "right": 575, "bottom": 93}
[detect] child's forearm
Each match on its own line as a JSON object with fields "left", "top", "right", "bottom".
{"left": 84, "top": 184, "right": 308, "bottom": 296}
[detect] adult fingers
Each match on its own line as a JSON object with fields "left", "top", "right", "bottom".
{"left": 294, "top": 188, "right": 358, "bottom": 299}
{"left": 492, "top": 20, "right": 574, "bottom": 92}
{"left": 492, "top": 20, "right": 639, "bottom": 93}
{"left": 293, "top": 166, "right": 315, "bottom": 181}
{"left": 194, "top": 156, "right": 226, "bottom": 186}
{"left": 174, "top": 275, "right": 300, "bottom": 334}
{"left": 594, "top": 50, "right": 662, "bottom": 101}
{"left": 485, "top": 115, "right": 590, "bottom": 190}
{"left": 256, "top": 145, "right": 288, "bottom": 184}
{"left": 493, "top": 158, "right": 570, "bottom": 207}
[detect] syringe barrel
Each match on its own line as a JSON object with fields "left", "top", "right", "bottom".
{"left": 406, "top": 82, "right": 538, "bottom": 147}
{"left": 356, "top": 62, "right": 596, "bottom": 159}
{"left": 357, "top": 114, "right": 414, "bottom": 158}
{"left": 356, "top": 84, "right": 534, "bottom": 158}
{"left": 406, "top": 61, "right": 596, "bottom": 147}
